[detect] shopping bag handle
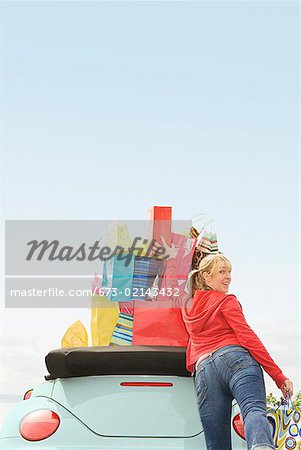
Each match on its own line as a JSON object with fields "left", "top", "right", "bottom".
{"left": 275, "top": 390, "right": 295, "bottom": 411}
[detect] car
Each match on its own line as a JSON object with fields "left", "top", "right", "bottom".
{"left": 0, "top": 346, "right": 247, "bottom": 449}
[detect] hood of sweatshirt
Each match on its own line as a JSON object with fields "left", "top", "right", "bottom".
{"left": 182, "top": 290, "right": 233, "bottom": 338}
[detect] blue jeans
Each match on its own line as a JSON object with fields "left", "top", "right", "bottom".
{"left": 194, "top": 345, "right": 275, "bottom": 450}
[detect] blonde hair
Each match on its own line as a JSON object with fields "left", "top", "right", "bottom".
{"left": 189, "top": 254, "right": 232, "bottom": 296}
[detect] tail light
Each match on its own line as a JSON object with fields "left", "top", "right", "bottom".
{"left": 232, "top": 413, "right": 246, "bottom": 440}
{"left": 23, "top": 389, "right": 33, "bottom": 400}
{"left": 19, "top": 410, "right": 60, "bottom": 441}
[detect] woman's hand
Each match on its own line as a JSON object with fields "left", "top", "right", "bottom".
{"left": 151, "top": 236, "right": 178, "bottom": 260}
{"left": 280, "top": 379, "right": 293, "bottom": 399}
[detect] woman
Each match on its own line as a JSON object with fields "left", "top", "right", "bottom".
{"left": 159, "top": 238, "right": 293, "bottom": 450}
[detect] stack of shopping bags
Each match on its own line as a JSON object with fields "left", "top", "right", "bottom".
{"left": 92, "top": 206, "right": 196, "bottom": 347}
{"left": 61, "top": 206, "right": 219, "bottom": 348}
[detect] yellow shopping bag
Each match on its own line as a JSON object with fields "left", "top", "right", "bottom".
{"left": 91, "top": 294, "right": 120, "bottom": 346}
{"left": 61, "top": 320, "right": 88, "bottom": 348}
{"left": 107, "top": 224, "right": 132, "bottom": 251}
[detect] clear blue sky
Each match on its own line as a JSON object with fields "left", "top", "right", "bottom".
{"left": 1, "top": 1, "right": 299, "bottom": 402}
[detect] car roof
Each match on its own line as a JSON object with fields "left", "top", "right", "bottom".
{"left": 45, "top": 345, "right": 190, "bottom": 380}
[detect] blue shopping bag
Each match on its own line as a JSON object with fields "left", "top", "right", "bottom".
{"left": 132, "top": 256, "right": 163, "bottom": 300}
{"left": 102, "top": 254, "right": 135, "bottom": 302}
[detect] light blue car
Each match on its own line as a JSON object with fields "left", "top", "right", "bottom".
{"left": 0, "top": 346, "right": 247, "bottom": 449}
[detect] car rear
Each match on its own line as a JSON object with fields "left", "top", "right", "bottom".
{"left": 0, "top": 346, "right": 247, "bottom": 449}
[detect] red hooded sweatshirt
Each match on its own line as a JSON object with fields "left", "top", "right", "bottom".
{"left": 165, "top": 259, "right": 287, "bottom": 389}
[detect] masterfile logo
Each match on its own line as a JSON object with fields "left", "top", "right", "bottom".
{"left": 26, "top": 237, "right": 168, "bottom": 265}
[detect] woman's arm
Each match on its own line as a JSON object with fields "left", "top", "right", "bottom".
{"left": 221, "top": 295, "right": 289, "bottom": 392}
{"left": 161, "top": 258, "right": 192, "bottom": 308}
